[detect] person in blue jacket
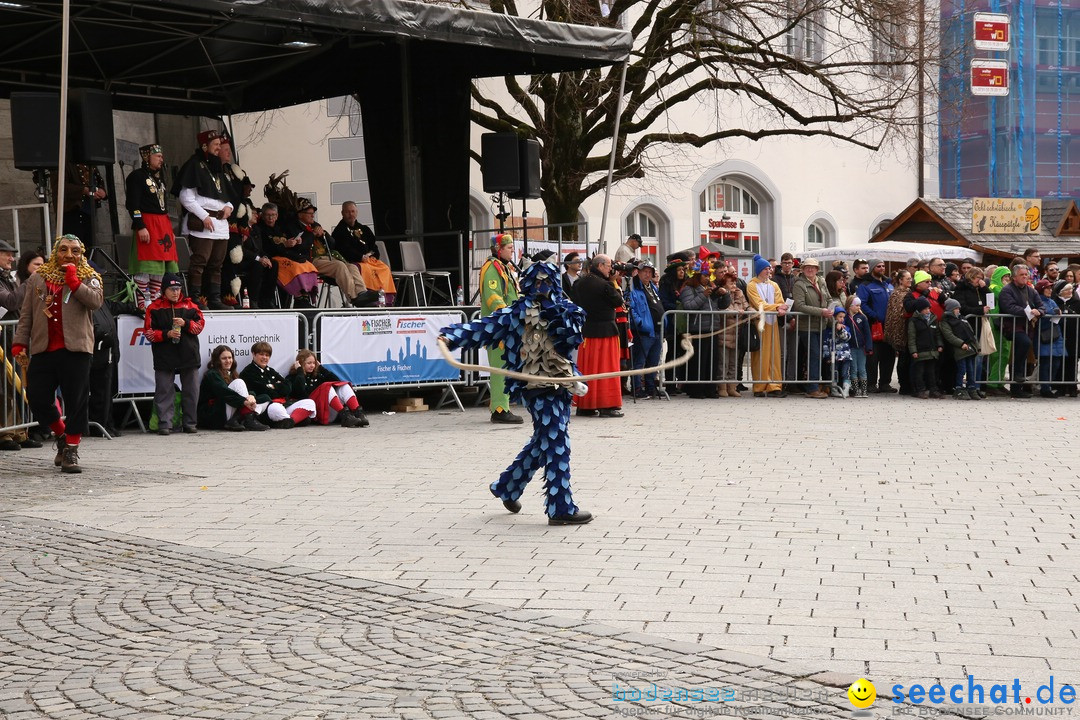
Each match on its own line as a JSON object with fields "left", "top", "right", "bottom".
{"left": 627, "top": 261, "right": 664, "bottom": 398}
{"left": 855, "top": 259, "right": 894, "bottom": 392}
{"left": 844, "top": 295, "right": 874, "bottom": 397}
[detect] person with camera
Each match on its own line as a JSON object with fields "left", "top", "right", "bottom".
{"left": 143, "top": 274, "right": 204, "bottom": 435}
{"left": 573, "top": 254, "right": 624, "bottom": 417}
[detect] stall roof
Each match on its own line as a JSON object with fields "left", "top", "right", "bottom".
{"left": 870, "top": 197, "right": 1080, "bottom": 258}
{"left": 0, "top": 0, "right": 632, "bottom": 115}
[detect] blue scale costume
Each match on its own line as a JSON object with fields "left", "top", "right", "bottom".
{"left": 441, "top": 260, "right": 586, "bottom": 519}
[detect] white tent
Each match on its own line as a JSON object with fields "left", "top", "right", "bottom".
{"left": 800, "top": 241, "right": 982, "bottom": 263}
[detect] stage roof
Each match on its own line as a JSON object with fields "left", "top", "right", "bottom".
{"left": 0, "top": 0, "right": 632, "bottom": 115}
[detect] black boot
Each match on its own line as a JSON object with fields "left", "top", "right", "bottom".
{"left": 351, "top": 289, "right": 380, "bottom": 307}
{"left": 206, "top": 288, "right": 230, "bottom": 311}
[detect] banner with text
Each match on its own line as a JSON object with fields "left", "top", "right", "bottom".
{"left": 319, "top": 313, "right": 464, "bottom": 386}
{"left": 117, "top": 312, "right": 301, "bottom": 394}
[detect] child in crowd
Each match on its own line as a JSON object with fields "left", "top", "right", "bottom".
{"left": 197, "top": 345, "right": 269, "bottom": 431}
{"left": 288, "top": 349, "right": 368, "bottom": 427}
{"left": 238, "top": 341, "right": 318, "bottom": 428}
{"left": 844, "top": 295, "right": 873, "bottom": 398}
{"left": 940, "top": 298, "right": 982, "bottom": 400}
{"left": 907, "top": 296, "right": 943, "bottom": 399}
{"left": 144, "top": 273, "right": 204, "bottom": 435}
{"left": 1035, "top": 279, "right": 1066, "bottom": 397}
{"left": 823, "top": 303, "right": 852, "bottom": 397}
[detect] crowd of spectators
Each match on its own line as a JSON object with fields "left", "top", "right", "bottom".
{"left": 568, "top": 243, "right": 1080, "bottom": 402}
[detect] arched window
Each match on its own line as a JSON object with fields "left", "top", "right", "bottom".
{"left": 699, "top": 180, "right": 760, "bottom": 215}
{"left": 625, "top": 209, "right": 659, "bottom": 259}
{"left": 807, "top": 223, "right": 826, "bottom": 246}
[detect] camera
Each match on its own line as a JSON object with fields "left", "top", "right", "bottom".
{"left": 611, "top": 261, "right": 637, "bottom": 274}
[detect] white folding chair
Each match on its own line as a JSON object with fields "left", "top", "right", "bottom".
{"left": 400, "top": 240, "right": 453, "bottom": 306}
{"left": 376, "top": 239, "right": 423, "bottom": 307}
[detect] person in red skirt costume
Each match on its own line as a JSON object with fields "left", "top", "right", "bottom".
{"left": 573, "top": 254, "right": 625, "bottom": 417}
{"left": 125, "top": 144, "right": 179, "bottom": 309}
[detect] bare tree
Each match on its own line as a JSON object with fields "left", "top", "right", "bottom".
{"left": 456, "top": 0, "right": 935, "bottom": 235}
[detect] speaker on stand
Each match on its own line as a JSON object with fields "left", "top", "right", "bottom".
{"left": 508, "top": 138, "right": 541, "bottom": 255}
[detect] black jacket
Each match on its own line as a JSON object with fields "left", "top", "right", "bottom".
{"left": 144, "top": 295, "right": 205, "bottom": 371}
{"left": 331, "top": 220, "right": 379, "bottom": 264}
{"left": 239, "top": 362, "right": 292, "bottom": 403}
{"left": 574, "top": 271, "right": 624, "bottom": 338}
{"left": 999, "top": 282, "right": 1044, "bottom": 339}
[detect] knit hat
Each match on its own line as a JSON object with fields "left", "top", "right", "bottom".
{"left": 162, "top": 273, "right": 183, "bottom": 292}
{"left": 831, "top": 303, "right": 846, "bottom": 316}
{"left": 913, "top": 270, "right": 932, "bottom": 285}
{"left": 868, "top": 258, "right": 884, "bottom": 269}
{"left": 945, "top": 262, "right": 958, "bottom": 276}
{"left": 912, "top": 297, "right": 931, "bottom": 312}
{"left": 752, "top": 254, "right": 770, "bottom": 276}
{"left": 944, "top": 298, "right": 961, "bottom": 312}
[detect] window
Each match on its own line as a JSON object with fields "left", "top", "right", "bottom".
{"left": 807, "top": 223, "right": 826, "bottom": 246}
{"left": 785, "top": 1, "right": 825, "bottom": 62}
{"left": 871, "top": 18, "right": 907, "bottom": 77}
{"left": 699, "top": 180, "right": 760, "bottom": 215}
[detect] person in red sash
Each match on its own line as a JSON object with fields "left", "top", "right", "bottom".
{"left": 126, "top": 144, "right": 179, "bottom": 309}
{"left": 572, "top": 254, "right": 625, "bottom": 417}
{"left": 287, "top": 350, "right": 368, "bottom": 428}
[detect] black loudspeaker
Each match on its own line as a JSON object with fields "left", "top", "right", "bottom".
{"left": 509, "top": 138, "right": 541, "bottom": 200}
{"left": 481, "top": 132, "right": 521, "bottom": 193}
{"left": 10, "top": 92, "right": 60, "bottom": 169}
{"left": 70, "top": 88, "right": 115, "bottom": 164}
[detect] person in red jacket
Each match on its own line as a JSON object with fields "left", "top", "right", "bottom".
{"left": 143, "top": 273, "right": 205, "bottom": 434}
{"left": 11, "top": 234, "right": 104, "bottom": 472}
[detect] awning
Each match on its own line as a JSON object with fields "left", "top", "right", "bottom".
{"left": 800, "top": 241, "right": 982, "bottom": 263}
{"left": 0, "top": 0, "right": 632, "bottom": 114}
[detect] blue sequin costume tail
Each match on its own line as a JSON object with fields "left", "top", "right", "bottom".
{"left": 441, "top": 260, "right": 584, "bottom": 517}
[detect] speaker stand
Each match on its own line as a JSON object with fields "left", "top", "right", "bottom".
{"left": 493, "top": 192, "right": 510, "bottom": 233}
{"left": 520, "top": 199, "right": 529, "bottom": 255}
{"left": 31, "top": 169, "right": 52, "bottom": 205}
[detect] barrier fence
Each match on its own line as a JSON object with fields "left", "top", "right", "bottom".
{"left": 3, "top": 305, "right": 1079, "bottom": 436}
{"left": 655, "top": 310, "right": 1080, "bottom": 394}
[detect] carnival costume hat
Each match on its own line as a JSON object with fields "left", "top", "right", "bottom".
{"left": 139, "top": 144, "right": 163, "bottom": 165}
{"left": 37, "top": 235, "right": 101, "bottom": 286}
{"left": 492, "top": 233, "right": 514, "bottom": 249}
{"left": 197, "top": 129, "right": 222, "bottom": 147}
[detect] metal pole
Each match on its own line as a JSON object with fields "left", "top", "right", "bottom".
{"left": 597, "top": 60, "right": 629, "bottom": 252}
{"left": 54, "top": 0, "right": 71, "bottom": 244}
{"left": 917, "top": 0, "right": 925, "bottom": 198}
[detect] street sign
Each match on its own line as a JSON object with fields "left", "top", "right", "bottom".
{"left": 971, "top": 59, "right": 1009, "bottom": 96}
{"left": 974, "top": 12, "right": 1010, "bottom": 51}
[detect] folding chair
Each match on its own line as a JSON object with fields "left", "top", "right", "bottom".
{"left": 399, "top": 240, "right": 453, "bottom": 306}
{"left": 376, "top": 240, "right": 423, "bottom": 307}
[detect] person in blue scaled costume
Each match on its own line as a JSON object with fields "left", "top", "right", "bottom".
{"left": 440, "top": 251, "right": 593, "bottom": 525}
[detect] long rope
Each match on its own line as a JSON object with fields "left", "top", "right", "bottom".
{"left": 436, "top": 313, "right": 762, "bottom": 385}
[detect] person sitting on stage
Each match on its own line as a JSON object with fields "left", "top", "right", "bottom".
{"left": 300, "top": 201, "right": 379, "bottom": 308}
{"left": 237, "top": 341, "right": 317, "bottom": 428}
{"left": 331, "top": 201, "right": 397, "bottom": 305}
{"left": 287, "top": 349, "right": 368, "bottom": 428}
{"left": 197, "top": 345, "right": 269, "bottom": 431}
{"left": 125, "top": 144, "right": 179, "bottom": 310}
{"left": 254, "top": 203, "right": 319, "bottom": 308}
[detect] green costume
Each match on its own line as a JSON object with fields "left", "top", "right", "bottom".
{"left": 480, "top": 242, "right": 520, "bottom": 414}
{"left": 987, "top": 266, "right": 1012, "bottom": 389}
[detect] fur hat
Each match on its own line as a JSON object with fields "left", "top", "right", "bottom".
{"left": 197, "top": 130, "right": 222, "bottom": 146}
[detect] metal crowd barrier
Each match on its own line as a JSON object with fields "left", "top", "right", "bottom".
{"left": 658, "top": 310, "right": 839, "bottom": 393}
{"left": 965, "top": 312, "right": 1080, "bottom": 390}
{"left": 1, "top": 319, "right": 35, "bottom": 437}
{"left": 311, "top": 307, "right": 470, "bottom": 411}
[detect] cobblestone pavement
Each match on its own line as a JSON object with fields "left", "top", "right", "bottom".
{"left": 0, "top": 515, "right": 910, "bottom": 720}
{"left": 2, "top": 393, "right": 1078, "bottom": 713}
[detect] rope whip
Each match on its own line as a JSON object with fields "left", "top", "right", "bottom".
{"left": 436, "top": 311, "right": 765, "bottom": 385}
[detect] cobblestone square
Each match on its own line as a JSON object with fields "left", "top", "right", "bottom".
{"left": 2, "top": 393, "right": 1077, "bottom": 718}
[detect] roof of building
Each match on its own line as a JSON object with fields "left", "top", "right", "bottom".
{"left": 870, "top": 197, "right": 1080, "bottom": 258}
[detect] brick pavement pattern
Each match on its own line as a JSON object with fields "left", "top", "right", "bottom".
{"left": 0, "top": 515, "right": 900, "bottom": 719}
{"left": 3, "top": 394, "right": 1078, "bottom": 705}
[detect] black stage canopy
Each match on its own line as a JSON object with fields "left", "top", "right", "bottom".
{"left": 0, "top": 0, "right": 630, "bottom": 288}
{"left": 0, "top": 0, "right": 631, "bottom": 114}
